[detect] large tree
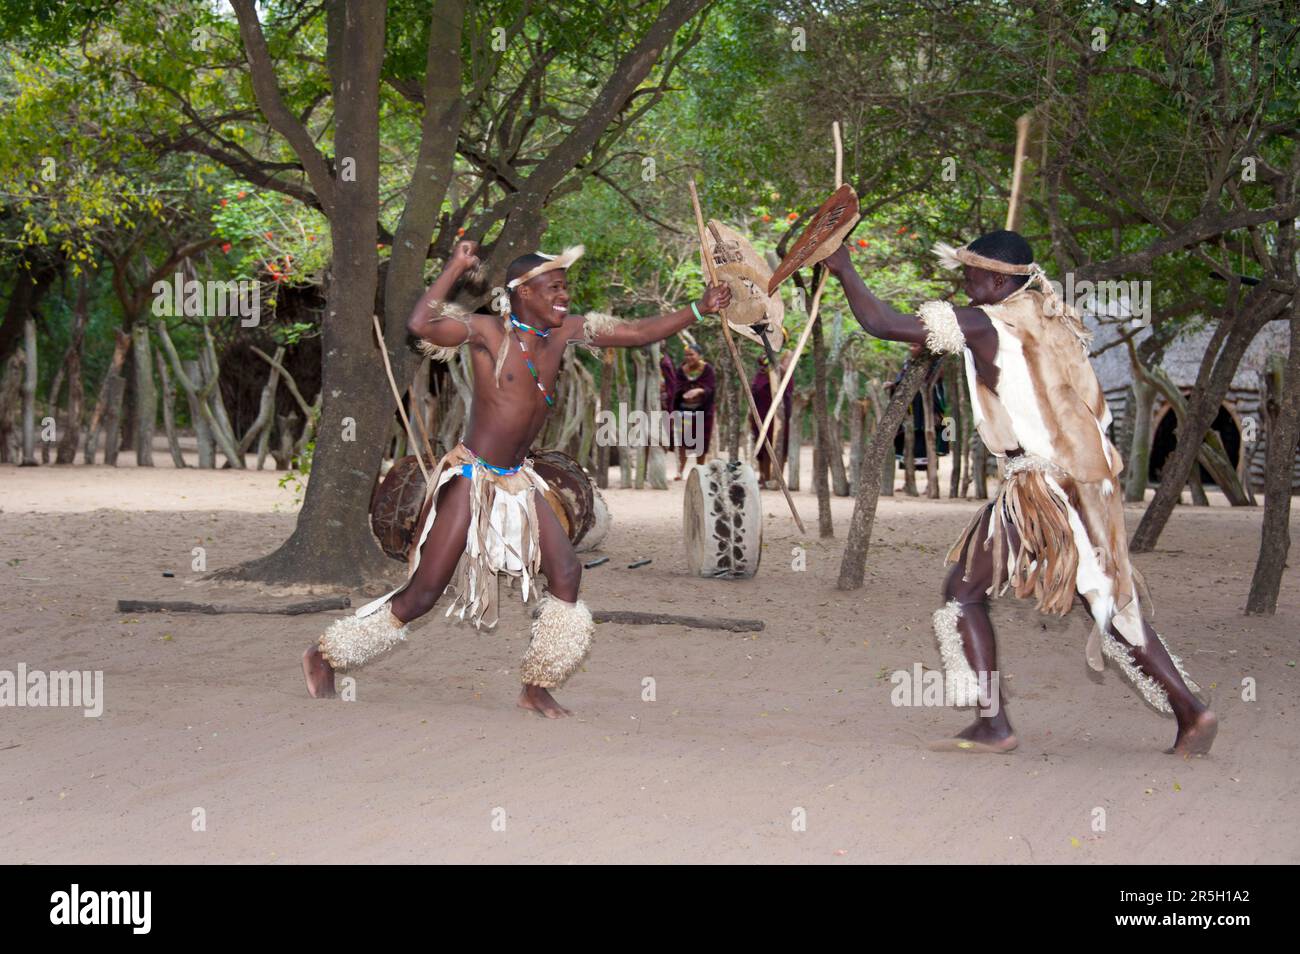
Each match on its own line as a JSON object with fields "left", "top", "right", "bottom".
{"left": 2, "top": 0, "right": 712, "bottom": 584}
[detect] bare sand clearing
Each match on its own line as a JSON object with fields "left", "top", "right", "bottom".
{"left": 1, "top": 452, "right": 1297, "bottom": 864}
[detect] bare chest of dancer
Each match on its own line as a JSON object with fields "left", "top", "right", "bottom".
{"left": 461, "top": 322, "right": 569, "bottom": 467}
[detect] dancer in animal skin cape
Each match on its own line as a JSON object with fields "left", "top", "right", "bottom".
{"left": 302, "top": 240, "right": 731, "bottom": 718}
{"left": 823, "top": 229, "right": 1216, "bottom": 755}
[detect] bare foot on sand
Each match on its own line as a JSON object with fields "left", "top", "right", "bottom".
{"left": 1168, "top": 709, "right": 1218, "bottom": 757}
{"left": 929, "top": 718, "right": 1019, "bottom": 754}
{"left": 302, "top": 645, "right": 335, "bottom": 698}
{"left": 517, "top": 684, "right": 572, "bottom": 719}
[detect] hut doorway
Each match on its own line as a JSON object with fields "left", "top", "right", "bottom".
{"left": 1148, "top": 402, "right": 1241, "bottom": 486}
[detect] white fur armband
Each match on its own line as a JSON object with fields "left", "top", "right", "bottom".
{"left": 417, "top": 339, "right": 460, "bottom": 362}
{"left": 413, "top": 301, "right": 470, "bottom": 362}
{"left": 917, "top": 300, "right": 966, "bottom": 355}
{"left": 579, "top": 311, "right": 627, "bottom": 347}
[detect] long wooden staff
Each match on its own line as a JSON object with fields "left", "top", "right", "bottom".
{"left": 1005, "top": 110, "right": 1033, "bottom": 230}
{"left": 688, "top": 179, "right": 806, "bottom": 534}
{"left": 372, "top": 314, "right": 434, "bottom": 483}
{"left": 754, "top": 120, "right": 843, "bottom": 457}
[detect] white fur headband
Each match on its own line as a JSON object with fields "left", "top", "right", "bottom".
{"left": 505, "top": 245, "right": 585, "bottom": 289}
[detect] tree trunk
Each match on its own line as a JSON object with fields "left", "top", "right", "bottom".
{"left": 181, "top": 358, "right": 215, "bottom": 469}
{"left": 646, "top": 341, "right": 667, "bottom": 489}
{"left": 921, "top": 379, "right": 939, "bottom": 499}
{"left": 848, "top": 398, "right": 864, "bottom": 491}
{"left": 788, "top": 392, "right": 808, "bottom": 492}
{"left": 880, "top": 441, "right": 896, "bottom": 496}
{"left": 946, "top": 356, "right": 963, "bottom": 498}
{"left": 616, "top": 350, "right": 632, "bottom": 488}
{"left": 0, "top": 259, "right": 59, "bottom": 369}
{"left": 596, "top": 348, "right": 613, "bottom": 487}
{"left": 901, "top": 410, "right": 917, "bottom": 496}
{"left": 838, "top": 356, "right": 938, "bottom": 589}
{"left": 197, "top": 325, "right": 243, "bottom": 468}
{"left": 273, "top": 412, "right": 298, "bottom": 470}
{"left": 1125, "top": 374, "right": 1155, "bottom": 502}
{"left": 840, "top": 364, "right": 859, "bottom": 489}
{"left": 210, "top": 0, "right": 393, "bottom": 584}
{"left": 1131, "top": 285, "right": 1287, "bottom": 552}
{"left": 726, "top": 367, "right": 742, "bottom": 462}
{"left": 132, "top": 322, "right": 156, "bottom": 466}
{"left": 83, "top": 329, "right": 131, "bottom": 464}
{"left": 55, "top": 323, "right": 86, "bottom": 466}
{"left": 1246, "top": 306, "right": 1299, "bottom": 615}
{"left": 630, "top": 347, "right": 649, "bottom": 488}
{"left": 810, "top": 310, "right": 834, "bottom": 536}
{"left": 46, "top": 278, "right": 89, "bottom": 465}
{"left": 102, "top": 373, "right": 126, "bottom": 466}
{"left": 155, "top": 346, "right": 187, "bottom": 468}
{"left": 242, "top": 344, "right": 285, "bottom": 461}
{"left": 20, "top": 317, "right": 37, "bottom": 466}
{"left": 156, "top": 322, "right": 240, "bottom": 467}
{"left": 0, "top": 349, "right": 23, "bottom": 463}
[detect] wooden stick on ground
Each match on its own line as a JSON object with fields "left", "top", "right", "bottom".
{"left": 591, "top": 611, "right": 764, "bottom": 632}
{"left": 688, "top": 179, "right": 807, "bottom": 534}
{"left": 116, "top": 597, "right": 352, "bottom": 616}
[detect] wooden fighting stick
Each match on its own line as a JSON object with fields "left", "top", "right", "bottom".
{"left": 1006, "top": 110, "right": 1033, "bottom": 230}
{"left": 372, "top": 314, "right": 435, "bottom": 483}
{"left": 688, "top": 179, "right": 807, "bottom": 535}
{"left": 754, "top": 120, "right": 843, "bottom": 457}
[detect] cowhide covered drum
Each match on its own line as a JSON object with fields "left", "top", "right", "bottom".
{"left": 531, "top": 450, "right": 610, "bottom": 553}
{"left": 683, "top": 459, "right": 763, "bottom": 579}
{"left": 370, "top": 454, "right": 435, "bottom": 561}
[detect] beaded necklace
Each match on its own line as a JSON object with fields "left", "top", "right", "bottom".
{"left": 508, "top": 314, "right": 555, "bottom": 407}
{"left": 509, "top": 314, "right": 550, "bottom": 338}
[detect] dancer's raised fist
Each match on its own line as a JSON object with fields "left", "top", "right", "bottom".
{"left": 451, "top": 240, "right": 480, "bottom": 272}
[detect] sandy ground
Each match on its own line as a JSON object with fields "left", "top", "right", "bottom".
{"left": 1, "top": 446, "right": 1297, "bottom": 864}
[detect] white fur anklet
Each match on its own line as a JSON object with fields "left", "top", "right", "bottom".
{"left": 1101, "top": 632, "right": 1171, "bottom": 715}
{"left": 521, "top": 596, "right": 594, "bottom": 689}
{"left": 934, "top": 599, "right": 982, "bottom": 707}
{"left": 318, "top": 605, "right": 409, "bottom": 671}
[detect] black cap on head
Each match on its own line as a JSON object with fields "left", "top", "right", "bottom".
{"left": 966, "top": 230, "right": 1033, "bottom": 289}
{"left": 966, "top": 229, "right": 1033, "bottom": 266}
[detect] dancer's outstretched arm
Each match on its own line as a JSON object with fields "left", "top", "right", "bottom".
{"left": 823, "top": 246, "right": 928, "bottom": 345}
{"left": 581, "top": 283, "right": 732, "bottom": 347}
{"left": 824, "top": 245, "right": 997, "bottom": 363}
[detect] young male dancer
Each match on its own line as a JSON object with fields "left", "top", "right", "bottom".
{"left": 824, "top": 230, "right": 1216, "bottom": 755}
{"left": 303, "top": 240, "right": 730, "bottom": 718}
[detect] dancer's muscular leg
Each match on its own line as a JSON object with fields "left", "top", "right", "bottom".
{"left": 302, "top": 476, "right": 471, "bottom": 697}
{"left": 389, "top": 476, "right": 472, "bottom": 623}
{"left": 1081, "top": 601, "right": 1217, "bottom": 756}
{"left": 935, "top": 504, "right": 1019, "bottom": 752}
{"left": 517, "top": 497, "right": 584, "bottom": 718}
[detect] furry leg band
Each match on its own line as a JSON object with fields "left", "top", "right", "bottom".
{"left": 520, "top": 596, "right": 594, "bottom": 689}
{"left": 1101, "top": 633, "right": 1170, "bottom": 714}
{"left": 1101, "top": 632, "right": 1202, "bottom": 716}
{"left": 934, "top": 599, "right": 982, "bottom": 707}
{"left": 318, "top": 605, "right": 409, "bottom": 671}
